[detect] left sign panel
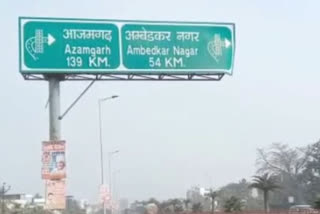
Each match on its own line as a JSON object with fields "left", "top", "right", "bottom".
{"left": 20, "top": 18, "right": 120, "bottom": 73}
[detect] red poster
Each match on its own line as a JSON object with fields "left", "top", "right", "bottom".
{"left": 42, "top": 141, "right": 66, "bottom": 180}
{"left": 45, "top": 180, "right": 66, "bottom": 210}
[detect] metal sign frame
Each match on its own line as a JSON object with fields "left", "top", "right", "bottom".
{"left": 22, "top": 73, "right": 225, "bottom": 81}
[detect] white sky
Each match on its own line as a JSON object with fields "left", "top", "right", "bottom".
{"left": 1, "top": 0, "right": 320, "bottom": 203}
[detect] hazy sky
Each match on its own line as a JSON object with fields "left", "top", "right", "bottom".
{"left": 1, "top": 0, "right": 320, "bottom": 204}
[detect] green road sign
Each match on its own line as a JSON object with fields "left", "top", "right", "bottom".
{"left": 19, "top": 17, "right": 235, "bottom": 75}
{"left": 20, "top": 20, "right": 120, "bottom": 71}
{"left": 122, "top": 24, "right": 233, "bottom": 71}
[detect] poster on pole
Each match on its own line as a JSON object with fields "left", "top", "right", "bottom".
{"left": 45, "top": 180, "right": 66, "bottom": 210}
{"left": 42, "top": 140, "right": 66, "bottom": 180}
{"left": 100, "top": 184, "right": 111, "bottom": 204}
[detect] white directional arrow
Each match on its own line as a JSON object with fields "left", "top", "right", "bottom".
{"left": 225, "top": 38, "right": 231, "bottom": 48}
{"left": 47, "top": 34, "right": 56, "bottom": 46}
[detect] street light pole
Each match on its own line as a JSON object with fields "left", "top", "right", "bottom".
{"left": 99, "top": 101, "right": 103, "bottom": 184}
{"left": 98, "top": 95, "right": 119, "bottom": 214}
{"left": 112, "top": 170, "right": 121, "bottom": 205}
{"left": 108, "top": 150, "right": 119, "bottom": 214}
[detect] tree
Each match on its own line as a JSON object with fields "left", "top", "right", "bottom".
{"left": 223, "top": 196, "right": 244, "bottom": 212}
{"left": 23, "top": 207, "right": 52, "bottom": 214}
{"left": 256, "top": 143, "right": 310, "bottom": 206}
{"left": 159, "top": 201, "right": 171, "bottom": 214}
{"left": 0, "top": 182, "right": 10, "bottom": 214}
{"left": 249, "top": 173, "right": 280, "bottom": 212}
{"left": 10, "top": 202, "right": 22, "bottom": 214}
{"left": 169, "top": 199, "right": 183, "bottom": 213}
{"left": 218, "top": 179, "right": 263, "bottom": 210}
{"left": 218, "top": 179, "right": 250, "bottom": 202}
{"left": 145, "top": 203, "right": 159, "bottom": 214}
{"left": 314, "top": 198, "right": 320, "bottom": 210}
{"left": 256, "top": 143, "right": 309, "bottom": 176}
{"left": 174, "top": 205, "right": 184, "bottom": 213}
{"left": 313, "top": 197, "right": 320, "bottom": 210}
{"left": 147, "top": 198, "right": 160, "bottom": 206}
{"left": 131, "top": 200, "right": 147, "bottom": 214}
{"left": 192, "top": 203, "right": 203, "bottom": 213}
{"left": 302, "top": 140, "right": 320, "bottom": 202}
{"left": 205, "top": 189, "right": 218, "bottom": 214}
{"left": 183, "top": 199, "right": 191, "bottom": 211}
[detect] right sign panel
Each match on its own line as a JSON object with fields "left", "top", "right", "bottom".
{"left": 121, "top": 24, "right": 234, "bottom": 73}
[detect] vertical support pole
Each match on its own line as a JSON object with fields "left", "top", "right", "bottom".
{"left": 47, "top": 76, "right": 62, "bottom": 212}
{"left": 99, "top": 100, "right": 107, "bottom": 214}
{"left": 99, "top": 101, "right": 104, "bottom": 185}
{"left": 49, "top": 76, "right": 61, "bottom": 140}
{"left": 109, "top": 155, "right": 113, "bottom": 214}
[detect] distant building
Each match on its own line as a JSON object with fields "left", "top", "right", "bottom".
{"left": 187, "top": 186, "right": 208, "bottom": 203}
{"left": 251, "top": 188, "right": 259, "bottom": 198}
{"left": 119, "top": 198, "right": 129, "bottom": 211}
{"left": 79, "top": 199, "right": 89, "bottom": 210}
{"left": 186, "top": 186, "right": 211, "bottom": 212}
{"left": 85, "top": 204, "right": 101, "bottom": 214}
{"left": 130, "top": 201, "right": 145, "bottom": 214}
{"left": 66, "top": 195, "right": 86, "bottom": 214}
{"left": 66, "top": 195, "right": 76, "bottom": 209}
{"left": 3, "top": 193, "right": 45, "bottom": 208}
{"left": 33, "top": 198, "right": 46, "bottom": 207}
{"left": 3, "top": 194, "right": 25, "bottom": 201}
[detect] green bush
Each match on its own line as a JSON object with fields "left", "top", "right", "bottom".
{"left": 224, "top": 196, "right": 244, "bottom": 212}
{"left": 314, "top": 198, "right": 320, "bottom": 210}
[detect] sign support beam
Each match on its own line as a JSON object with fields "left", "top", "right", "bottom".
{"left": 23, "top": 73, "right": 225, "bottom": 81}
{"left": 58, "top": 79, "right": 96, "bottom": 120}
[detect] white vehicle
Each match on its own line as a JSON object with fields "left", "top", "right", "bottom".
{"left": 289, "top": 205, "right": 315, "bottom": 212}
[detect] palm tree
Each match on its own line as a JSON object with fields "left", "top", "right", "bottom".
{"left": 205, "top": 189, "right": 218, "bottom": 214}
{"left": 249, "top": 173, "right": 280, "bottom": 212}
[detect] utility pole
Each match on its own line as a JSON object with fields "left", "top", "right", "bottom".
{"left": 98, "top": 96, "right": 119, "bottom": 214}
{"left": 49, "top": 75, "right": 61, "bottom": 141}
{"left": 108, "top": 150, "right": 119, "bottom": 214}
{"left": 1, "top": 183, "right": 11, "bottom": 214}
{"left": 47, "top": 75, "right": 62, "bottom": 212}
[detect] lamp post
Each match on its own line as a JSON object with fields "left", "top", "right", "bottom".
{"left": 113, "top": 169, "right": 121, "bottom": 214}
{"left": 98, "top": 95, "right": 119, "bottom": 214}
{"left": 108, "top": 150, "right": 119, "bottom": 214}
